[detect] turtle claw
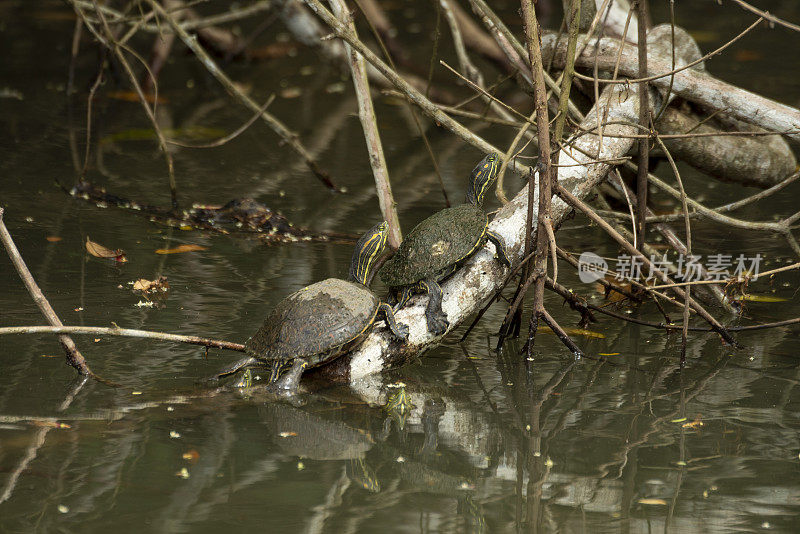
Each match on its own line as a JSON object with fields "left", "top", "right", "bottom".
{"left": 498, "top": 253, "right": 511, "bottom": 269}
{"left": 396, "top": 322, "right": 410, "bottom": 341}
{"left": 427, "top": 314, "right": 449, "bottom": 336}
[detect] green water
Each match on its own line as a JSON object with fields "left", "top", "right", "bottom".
{"left": 2, "top": 1, "right": 800, "bottom": 532}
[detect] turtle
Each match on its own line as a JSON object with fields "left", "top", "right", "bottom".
{"left": 216, "top": 221, "right": 409, "bottom": 393}
{"left": 379, "top": 153, "right": 511, "bottom": 335}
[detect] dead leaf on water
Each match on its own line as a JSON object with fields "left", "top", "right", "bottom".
{"left": 740, "top": 294, "right": 787, "bottom": 303}
{"left": 107, "top": 90, "right": 167, "bottom": 104}
{"left": 280, "top": 87, "right": 302, "bottom": 99}
{"left": 682, "top": 418, "right": 704, "bottom": 430}
{"left": 687, "top": 30, "right": 720, "bottom": 43}
{"left": 638, "top": 498, "right": 668, "bottom": 506}
{"left": 734, "top": 49, "right": 762, "bottom": 62}
{"left": 538, "top": 326, "right": 605, "bottom": 339}
{"left": 86, "top": 237, "right": 127, "bottom": 262}
{"left": 132, "top": 276, "right": 170, "bottom": 293}
{"left": 155, "top": 244, "right": 207, "bottom": 255}
{"left": 248, "top": 42, "right": 299, "bottom": 60}
{"left": 31, "top": 420, "right": 71, "bottom": 429}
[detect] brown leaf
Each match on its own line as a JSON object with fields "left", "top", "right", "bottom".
{"left": 107, "top": 90, "right": 167, "bottom": 104}
{"left": 247, "top": 42, "right": 298, "bottom": 60}
{"left": 740, "top": 294, "right": 787, "bottom": 303}
{"left": 86, "top": 237, "right": 127, "bottom": 262}
{"left": 280, "top": 87, "right": 302, "bottom": 99}
{"left": 734, "top": 49, "right": 762, "bottom": 62}
{"left": 155, "top": 244, "right": 207, "bottom": 255}
{"left": 682, "top": 417, "right": 704, "bottom": 430}
{"left": 638, "top": 498, "right": 668, "bottom": 506}
{"left": 537, "top": 326, "right": 605, "bottom": 339}
{"left": 46, "top": 236, "right": 62, "bottom": 242}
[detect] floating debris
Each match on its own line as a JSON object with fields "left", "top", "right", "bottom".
{"left": 638, "top": 498, "right": 668, "bottom": 506}
{"left": 154, "top": 245, "right": 207, "bottom": 255}
{"left": 131, "top": 277, "right": 170, "bottom": 293}
{"left": 86, "top": 236, "right": 127, "bottom": 263}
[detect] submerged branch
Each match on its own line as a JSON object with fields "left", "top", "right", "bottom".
{"left": 0, "top": 326, "right": 245, "bottom": 352}
{"left": 145, "top": 0, "right": 340, "bottom": 192}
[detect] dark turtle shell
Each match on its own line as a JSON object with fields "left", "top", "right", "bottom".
{"left": 244, "top": 278, "right": 379, "bottom": 367}
{"left": 380, "top": 204, "right": 488, "bottom": 287}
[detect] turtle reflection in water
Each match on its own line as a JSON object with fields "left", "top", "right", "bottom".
{"left": 380, "top": 153, "right": 511, "bottom": 335}
{"left": 259, "top": 401, "right": 381, "bottom": 493}
{"left": 218, "top": 222, "right": 409, "bottom": 393}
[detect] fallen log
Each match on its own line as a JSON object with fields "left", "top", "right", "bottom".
{"left": 541, "top": 27, "right": 800, "bottom": 143}
{"left": 313, "top": 62, "right": 676, "bottom": 381}
{"left": 656, "top": 105, "right": 797, "bottom": 188}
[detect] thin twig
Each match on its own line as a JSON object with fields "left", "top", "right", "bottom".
{"left": 82, "top": 0, "right": 180, "bottom": 209}
{"left": 635, "top": 0, "right": 649, "bottom": 254}
{"left": 145, "top": 0, "right": 341, "bottom": 192}
{"left": 167, "top": 95, "right": 276, "bottom": 149}
{"left": 0, "top": 325, "right": 246, "bottom": 352}
{"left": 0, "top": 209, "right": 92, "bottom": 375}
{"left": 329, "top": 0, "right": 403, "bottom": 247}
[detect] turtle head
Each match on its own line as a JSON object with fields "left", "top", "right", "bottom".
{"left": 349, "top": 221, "right": 389, "bottom": 286}
{"left": 465, "top": 153, "right": 500, "bottom": 207}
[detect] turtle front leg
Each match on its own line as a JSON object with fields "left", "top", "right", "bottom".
{"left": 206, "top": 356, "right": 258, "bottom": 383}
{"left": 268, "top": 358, "right": 291, "bottom": 384}
{"left": 420, "top": 278, "right": 449, "bottom": 335}
{"left": 269, "top": 360, "right": 308, "bottom": 394}
{"left": 379, "top": 302, "right": 410, "bottom": 340}
{"left": 486, "top": 230, "right": 511, "bottom": 268}
{"left": 392, "top": 286, "right": 415, "bottom": 312}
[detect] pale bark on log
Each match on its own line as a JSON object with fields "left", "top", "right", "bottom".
{"left": 657, "top": 105, "right": 797, "bottom": 188}
{"left": 541, "top": 29, "right": 800, "bottom": 143}
{"left": 568, "top": 0, "right": 639, "bottom": 43}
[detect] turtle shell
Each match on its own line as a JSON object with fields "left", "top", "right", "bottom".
{"left": 380, "top": 204, "right": 488, "bottom": 287}
{"left": 245, "top": 278, "right": 379, "bottom": 366}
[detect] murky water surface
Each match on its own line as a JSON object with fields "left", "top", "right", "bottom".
{"left": 2, "top": 1, "right": 800, "bottom": 532}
